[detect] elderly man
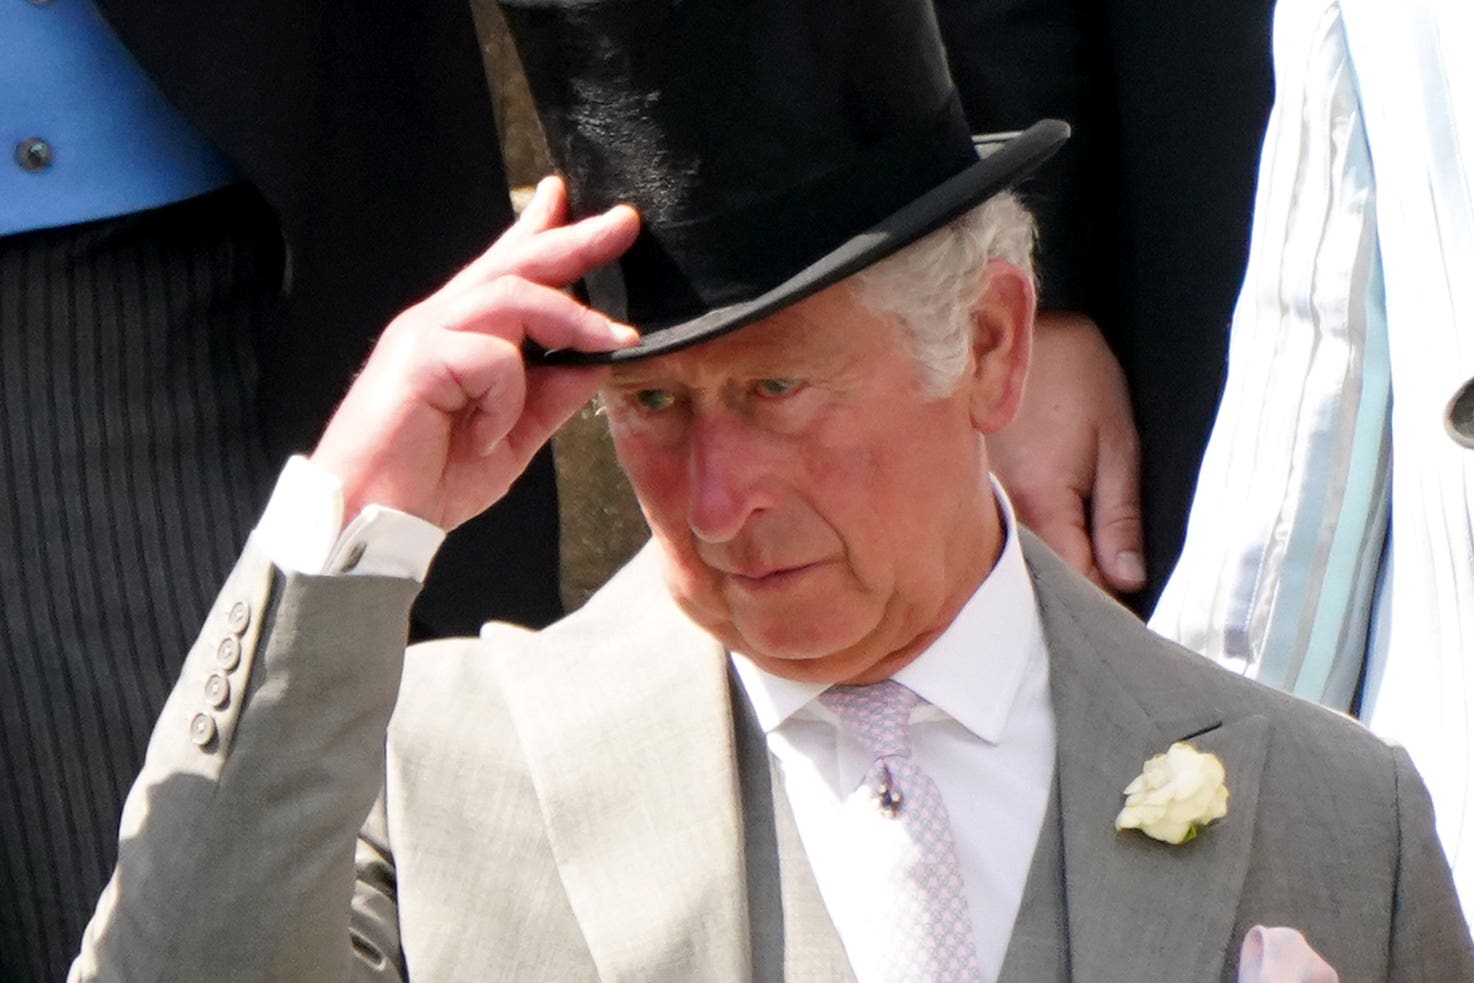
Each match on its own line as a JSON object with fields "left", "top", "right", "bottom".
{"left": 71, "top": 0, "right": 1470, "bottom": 980}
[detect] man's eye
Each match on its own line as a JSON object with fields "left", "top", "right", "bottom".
{"left": 754, "top": 378, "right": 800, "bottom": 398}
{"left": 635, "top": 389, "right": 676, "bottom": 412}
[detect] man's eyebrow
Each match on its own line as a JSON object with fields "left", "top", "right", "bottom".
{"left": 607, "top": 365, "right": 666, "bottom": 387}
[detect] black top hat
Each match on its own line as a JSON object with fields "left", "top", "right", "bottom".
{"left": 501, "top": 0, "right": 1069, "bottom": 364}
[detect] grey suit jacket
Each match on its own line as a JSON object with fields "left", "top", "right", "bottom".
{"left": 71, "top": 535, "right": 1474, "bottom": 981}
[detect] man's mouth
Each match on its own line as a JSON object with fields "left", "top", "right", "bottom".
{"left": 726, "top": 561, "right": 822, "bottom": 589}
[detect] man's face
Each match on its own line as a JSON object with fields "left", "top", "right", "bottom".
{"left": 603, "top": 278, "right": 1014, "bottom": 684}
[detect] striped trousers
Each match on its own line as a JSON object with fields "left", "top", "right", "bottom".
{"left": 0, "top": 187, "right": 280, "bottom": 981}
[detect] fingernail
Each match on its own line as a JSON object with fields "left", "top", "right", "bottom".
{"left": 1114, "top": 550, "right": 1146, "bottom": 586}
{"left": 615, "top": 325, "right": 641, "bottom": 345}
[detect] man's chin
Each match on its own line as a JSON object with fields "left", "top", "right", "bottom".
{"left": 725, "top": 613, "right": 886, "bottom": 678}
{"left": 661, "top": 564, "right": 883, "bottom": 672}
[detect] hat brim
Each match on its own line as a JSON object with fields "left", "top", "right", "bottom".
{"left": 529, "top": 118, "right": 1070, "bottom": 366}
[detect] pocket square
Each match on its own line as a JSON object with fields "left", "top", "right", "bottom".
{"left": 1237, "top": 926, "right": 1339, "bottom": 983}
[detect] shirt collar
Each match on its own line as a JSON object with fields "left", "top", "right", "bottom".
{"left": 731, "top": 479, "right": 1045, "bottom": 745}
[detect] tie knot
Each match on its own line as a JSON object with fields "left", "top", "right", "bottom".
{"left": 819, "top": 679, "right": 923, "bottom": 758}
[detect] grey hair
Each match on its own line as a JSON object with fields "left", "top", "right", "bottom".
{"left": 851, "top": 191, "right": 1037, "bottom": 396}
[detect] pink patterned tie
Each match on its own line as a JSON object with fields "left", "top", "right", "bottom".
{"left": 820, "top": 680, "right": 982, "bottom": 983}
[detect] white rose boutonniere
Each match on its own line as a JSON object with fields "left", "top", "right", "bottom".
{"left": 1114, "top": 741, "right": 1229, "bottom": 845}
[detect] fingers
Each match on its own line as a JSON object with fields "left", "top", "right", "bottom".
{"left": 501, "top": 174, "right": 571, "bottom": 247}
{"left": 412, "top": 277, "right": 634, "bottom": 448}
{"left": 445, "top": 276, "right": 639, "bottom": 353}
{"left": 1091, "top": 421, "right": 1146, "bottom": 593}
{"left": 501, "top": 366, "right": 610, "bottom": 462}
{"left": 449, "top": 176, "right": 640, "bottom": 291}
{"left": 1015, "top": 487, "right": 1103, "bottom": 587}
{"left": 493, "top": 204, "right": 639, "bottom": 288}
{"left": 433, "top": 334, "right": 610, "bottom": 461}
{"left": 428, "top": 330, "right": 530, "bottom": 454}
{"left": 444, "top": 177, "right": 569, "bottom": 291}
{"left": 309, "top": 176, "right": 641, "bottom": 532}
{"left": 433, "top": 333, "right": 608, "bottom": 470}
{"left": 447, "top": 281, "right": 630, "bottom": 459}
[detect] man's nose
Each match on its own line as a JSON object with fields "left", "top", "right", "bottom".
{"left": 686, "top": 413, "right": 768, "bottom": 544}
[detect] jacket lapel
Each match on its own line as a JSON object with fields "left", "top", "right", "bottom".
{"left": 997, "top": 778, "right": 1070, "bottom": 983}
{"left": 1026, "top": 535, "right": 1270, "bottom": 983}
{"left": 496, "top": 534, "right": 1272, "bottom": 982}
{"left": 493, "top": 546, "right": 751, "bottom": 983}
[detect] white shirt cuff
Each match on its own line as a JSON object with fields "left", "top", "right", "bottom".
{"left": 254, "top": 456, "right": 446, "bottom": 581}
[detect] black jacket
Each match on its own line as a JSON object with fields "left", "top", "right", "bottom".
{"left": 96, "top": 0, "right": 562, "bottom": 632}
{"left": 935, "top": 0, "right": 1275, "bottom": 609}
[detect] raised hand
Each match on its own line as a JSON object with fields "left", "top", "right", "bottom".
{"left": 311, "top": 176, "right": 641, "bottom": 531}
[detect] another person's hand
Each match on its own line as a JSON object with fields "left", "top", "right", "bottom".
{"left": 312, "top": 176, "right": 640, "bottom": 531}
{"left": 989, "top": 310, "right": 1145, "bottom": 594}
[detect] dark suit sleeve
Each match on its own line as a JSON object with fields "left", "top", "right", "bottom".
{"left": 1388, "top": 748, "right": 1474, "bottom": 980}
{"left": 936, "top": 0, "right": 1275, "bottom": 606}
{"left": 932, "top": 0, "right": 1113, "bottom": 317}
{"left": 99, "top": 0, "right": 563, "bottom": 637}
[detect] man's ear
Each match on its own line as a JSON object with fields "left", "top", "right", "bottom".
{"left": 964, "top": 260, "right": 1036, "bottom": 433}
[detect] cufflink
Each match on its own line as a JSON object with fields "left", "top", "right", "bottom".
{"left": 336, "top": 540, "right": 368, "bottom": 574}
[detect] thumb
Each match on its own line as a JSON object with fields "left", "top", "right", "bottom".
{"left": 1090, "top": 433, "right": 1146, "bottom": 592}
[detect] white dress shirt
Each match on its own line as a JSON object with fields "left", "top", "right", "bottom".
{"left": 732, "top": 490, "right": 1056, "bottom": 983}
{"left": 254, "top": 455, "right": 444, "bottom": 580}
